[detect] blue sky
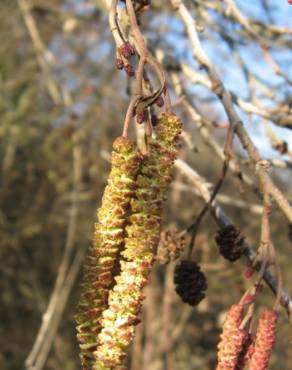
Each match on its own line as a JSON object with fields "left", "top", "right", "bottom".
{"left": 159, "top": 1, "right": 292, "bottom": 159}
{"left": 54, "top": 0, "right": 292, "bottom": 159}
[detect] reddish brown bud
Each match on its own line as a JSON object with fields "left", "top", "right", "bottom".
{"left": 156, "top": 95, "right": 164, "bottom": 107}
{"left": 242, "top": 293, "right": 256, "bottom": 305}
{"left": 243, "top": 266, "right": 254, "bottom": 279}
{"left": 120, "top": 41, "right": 135, "bottom": 59}
{"left": 116, "top": 58, "right": 124, "bottom": 70}
{"left": 136, "top": 111, "right": 145, "bottom": 124}
{"left": 128, "top": 43, "right": 136, "bottom": 56}
{"left": 125, "top": 64, "right": 135, "bottom": 77}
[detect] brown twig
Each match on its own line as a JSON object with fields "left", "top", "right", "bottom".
{"left": 26, "top": 245, "right": 87, "bottom": 370}
{"left": 168, "top": 71, "right": 260, "bottom": 196}
{"left": 17, "top": 0, "right": 61, "bottom": 103}
{"left": 186, "top": 159, "right": 229, "bottom": 257}
{"left": 170, "top": 0, "right": 292, "bottom": 224}
{"left": 25, "top": 130, "right": 83, "bottom": 370}
{"left": 224, "top": 0, "right": 292, "bottom": 85}
{"left": 110, "top": 0, "right": 166, "bottom": 137}
{"left": 253, "top": 181, "right": 271, "bottom": 293}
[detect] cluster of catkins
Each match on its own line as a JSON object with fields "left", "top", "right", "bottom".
{"left": 215, "top": 224, "right": 278, "bottom": 370}
{"left": 116, "top": 42, "right": 136, "bottom": 77}
{"left": 216, "top": 303, "right": 278, "bottom": 370}
{"left": 76, "top": 113, "right": 182, "bottom": 369}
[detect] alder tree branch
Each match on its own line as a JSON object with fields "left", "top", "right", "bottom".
{"left": 174, "top": 158, "right": 292, "bottom": 321}
{"left": 109, "top": 0, "right": 166, "bottom": 137}
{"left": 170, "top": 0, "right": 292, "bottom": 224}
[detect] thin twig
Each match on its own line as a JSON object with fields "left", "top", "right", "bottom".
{"left": 27, "top": 245, "right": 87, "bottom": 370}
{"left": 25, "top": 131, "right": 82, "bottom": 370}
{"left": 17, "top": 0, "right": 61, "bottom": 103}
{"left": 170, "top": 0, "right": 292, "bottom": 223}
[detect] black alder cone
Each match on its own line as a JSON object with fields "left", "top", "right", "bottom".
{"left": 215, "top": 225, "right": 245, "bottom": 262}
{"left": 174, "top": 260, "right": 207, "bottom": 306}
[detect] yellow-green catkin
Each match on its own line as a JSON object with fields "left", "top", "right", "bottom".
{"left": 75, "top": 137, "right": 142, "bottom": 369}
{"left": 94, "top": 113, "right": 182, "bottom": 369}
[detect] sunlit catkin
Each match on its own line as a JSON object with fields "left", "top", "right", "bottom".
{"left": 216, "top": 304, "right": 246, "bottom": 370}
{"left": 249, "top": 309, "right": 278, "bottom": 370}
{"left": 75, "top": 137, "right": 141, "bottom": 369}
{"left": 94, "top": 113, "right": 182, "bottom": 369}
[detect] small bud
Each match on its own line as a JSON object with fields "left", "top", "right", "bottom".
{"left": 128, "top": 43, "right": 136, "bottom": 56}
{"left": 124, "top": 64, "right": 135, "bottom": 77}
{"left": 156, "top": 96, "right": 164, "bottom": 107}
{"left": 120, "top": 42, "right": 135, "bottom": 59}
{"left": 136, "top": 111, "right": 145, "bottom": 124}
{"left": 116, "top": 58, "right": 124, "bottom": 70}
{"left": 242, "top": 293, "right": 256, "bottom": 305}
{"left": 244, "top": 266, "right": 254, "bottom": 279}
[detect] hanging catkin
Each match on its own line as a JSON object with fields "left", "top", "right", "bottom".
{"left": 216, "top": 304, "right": 247, "bottom": 370}
{"left": 75, "top": 137, "right": 142, "bottom": 369}
{"left": 94, "top": 113, "right": 182, "bottom": 369}
{"left": 249, "top": 309, "right": 278, "bottom": 370}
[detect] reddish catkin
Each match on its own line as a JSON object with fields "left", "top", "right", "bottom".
{"left": 75, "top": 137, "right": 141, "bottom": 369}
{"left": 216, "top": 304, "right": 246, "bottom": 370}
{"left": 94, "top": 113, "right": 182, "bottom": 369}
{"left": 249, "top": 309, "right": 278, "bottom": 370}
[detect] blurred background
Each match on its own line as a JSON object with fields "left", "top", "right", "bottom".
{"left": 0, "top": 0, "right": 291, "bottom": 369}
